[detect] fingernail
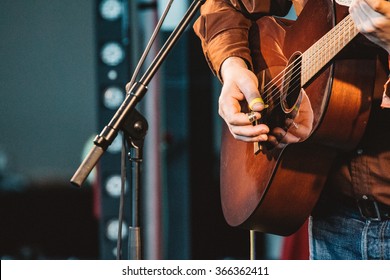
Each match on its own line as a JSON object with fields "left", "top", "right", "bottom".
{"left": 260, "top": 134, "right": 268, "bottom": 141}
{"left": 249, "top": 97, "right": 264, "bottom": 110}
{"left": 252, "top": 103, "right": 269, "bottom": 111}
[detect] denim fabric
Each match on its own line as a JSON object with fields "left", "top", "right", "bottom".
{"left": 309, "top": 197, "right": 390, "bottom": 260}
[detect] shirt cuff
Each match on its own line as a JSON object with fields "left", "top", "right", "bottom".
{"left": 206, "top": 29, "right": 253, "bottom": 81}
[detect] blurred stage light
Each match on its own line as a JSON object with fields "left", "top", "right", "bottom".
{"left": 102, "top": 86, "right": 124, "bottom": 109}
{"left": 99, "top": 0, "right": 123, "bottom": 21}
{"left": 104, "top": 174, "right": 127, "bottom": 197}
{"left": 105, "top": 219, "right": 128, "bottom": 241}
{"left": 100, "top": 42, "right": 125, "bottom": 66}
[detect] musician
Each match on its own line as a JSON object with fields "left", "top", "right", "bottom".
{"left": 193, "top": 0, "right": 390, "bottom": 259}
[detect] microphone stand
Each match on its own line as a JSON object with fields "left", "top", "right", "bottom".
{"left": 122, "top": 109, "right": 148, "bottom": 260}
{"left": 70, "top": 0, "right": 206, "bottom": 259}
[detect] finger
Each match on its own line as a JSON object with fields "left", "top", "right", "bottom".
{"left": 267, "top": 134, "right": 279, "bottom": 147}
{"left": 248, "top": 97, "right": 266, "bottom": 112}
{"left": 234, "top": 69, "right": 266, "bottom": 112}
{"left": 268, "top": 134, "right": 288, "bottom": 149}
{"left": 229, "top": 126, "right": 269, "bottom": 142}
{"left": 272, "top": 127, "right": 301, "bottom": 144}
{"left": 233, "top": 133, "right": 269, "bottom": 143}
{"left": 284, "top": 118, "right": 313, "bottom": 139}
{"left": 364, "top": 0, "right": 390, "bottom": 17}
{"left": 229, "top": 123, "right": 270, "bottom": 138}
{"left": 350, "top": 0, "right": 386, "bottom": 33}
{"left": 285, "top": 118, "right": 299, "bottom": 129}
{"left": 282, "top": 132, "right": 301, "bottom": 144}
{"left": 221, "top": 111, "right": 263, "bottom": 126}
{"left": 247, "top": 111, "right": 258, "bottom": 123}
{"left": 218, "top": 91, "right": 244, "bottom": 122}
{"left": 350, "top": 1, "right": 374, "bottom": 31}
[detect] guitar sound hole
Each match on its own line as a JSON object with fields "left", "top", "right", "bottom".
{"left": 281, "top": 52, "right": 302, "bottom": 114}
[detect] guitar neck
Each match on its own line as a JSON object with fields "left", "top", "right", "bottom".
{"left": 301, "top": 15, "right": 358, "bottom": 86}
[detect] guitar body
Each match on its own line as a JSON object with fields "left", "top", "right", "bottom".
{"left": 220, "top": 0, "right": 381, "bottom": 235}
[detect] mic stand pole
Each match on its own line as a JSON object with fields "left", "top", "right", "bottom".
{"left": 70, "top": 0, "right": 206, "bottom": 259}
{"left": 120, "top": 109, "right": 148, "bottom": 260}
{"left": 70, "top": 0, "right": 205, "bottom": 187}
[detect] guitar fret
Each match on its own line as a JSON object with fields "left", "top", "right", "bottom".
{"left": 301, "top": 15, "right": 358, "bottom": 86}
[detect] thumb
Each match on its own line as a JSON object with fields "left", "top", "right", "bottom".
{"left": 238, "top": 69, "right": 266, "bottom": 111}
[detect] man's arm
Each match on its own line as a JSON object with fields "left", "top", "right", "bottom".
{"left": 193, "top": 0, "right": 292, "bottom": 80}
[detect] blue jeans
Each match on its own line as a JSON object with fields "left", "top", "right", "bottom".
{"left": 309, "top": 196, "right": 390, "bottom": 260}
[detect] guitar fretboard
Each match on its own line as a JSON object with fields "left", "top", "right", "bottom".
{"left": 301, "top": 15, "right": 358, "bottom": 86}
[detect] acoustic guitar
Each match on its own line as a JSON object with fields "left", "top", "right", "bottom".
{"left": 220, "top": 0, "right": 386, "bottom": 235}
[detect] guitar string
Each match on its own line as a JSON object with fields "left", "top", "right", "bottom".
{"left": 256, "top": 15, "right": 356, "bottom": 115}
{"left": 260, "top": 15, "right": 356, "bottom": 111}
{"left": 259, "top": 15, "right": 353, "bottom": 109}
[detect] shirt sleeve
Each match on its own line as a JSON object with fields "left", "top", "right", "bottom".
{"left": 193, "top": 0, "right": 292, "bottom": 80}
